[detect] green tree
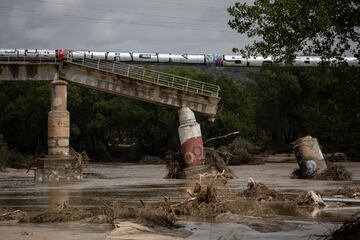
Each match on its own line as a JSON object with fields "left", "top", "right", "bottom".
{"left": 298, "top": 68, "right": 360, "bottom": 154}
{"left": 228, "top": 0, "right": 360, "bottom": 62}
{"left": 0, "top": 82, "right": 49, "bottom": 154}
{"left": 246, "top": 68, "right": 303, "bottom": 144}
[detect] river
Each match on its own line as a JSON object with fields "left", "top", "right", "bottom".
{"left": 0, "top": 162, "right": 359, "bottom": 239}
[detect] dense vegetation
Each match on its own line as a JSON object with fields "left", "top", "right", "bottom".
{"left": 0, "top": 66, "right": 359, "bottom": 166}
{"left": 228, "top": 0, "right": 360, "bottom": 62}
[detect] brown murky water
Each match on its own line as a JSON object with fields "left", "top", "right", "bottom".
{"left": 0, "top": 162, "right": 359, "bottom": 239}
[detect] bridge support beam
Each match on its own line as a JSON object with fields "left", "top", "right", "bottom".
{"left": 177, "top": 107, "right": 212, "bottom": 179}
{"left": 35, "top": 73, "right": 81, "bottom": 183}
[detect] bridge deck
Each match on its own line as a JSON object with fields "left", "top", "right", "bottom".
{"left": 0, "top": 59, "right": 220, "bottom": 118}
{"left": 68, "top": 58, "right": 220, "bottom": 98}
{"left": 0, "top": 62, "right": 59, "bottom": 81}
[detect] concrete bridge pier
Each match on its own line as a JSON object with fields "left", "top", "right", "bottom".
{"left": 35, "top": 73, "right": 81, "bottom": 183}
{"left": 177, "top": 107, "right": 213, "bottom": 179}
{"left": 48, "top": 77, "right": 70, "bottom": 156}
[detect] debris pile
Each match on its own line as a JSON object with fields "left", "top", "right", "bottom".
{"left": 192, "top": 181, "right": 219, "bottom": 204}
{"left": 165, "top": 134, "right": 263, "bottom": 179}
{"left": 179, "top": 174, "right": 220, "bottom": 206}
{"left": 136, "top": 208, "right": 176, "bottom": 228}
{"left": 291, "top": 168, "right": 304, "bottom": 178}
{"left": 165, "top": 151, "right": 185, "bottom": 179}
{"left": 165, "top": 149, "right": 235, "bottom": 179}
{"left": 100, "top": 201, "right": 177, "bottom": 228}
{"left": 70, "top": 148, "right": 90, "bottom": 167}
{"left": 325, "top": 186, "right": 360, "bottom": 198}
{"left": 0, "top": 209, "right": 27, "bottom": 221}
{"left": 20, "top": 202, "right": 93, "bottom": 223}
{"left": 163, "top": 171, "right": 232, "bottom": 218}
{"left": 293, "top": 163, "right": 352, "bottom": 181}
{"left": 12, "top": 200, "right": 177, "bottom": 229}
{"left": 204, "top": 149, "right": 235, "bottom": 179}
{"left": 314, "top": 163, "right": 352, "bottom": 181}
{"left": 296, "top": 191, "right": 326, "bottom": 208}
{"left": 238, "top": 177, "right": 277, "bottom": 201}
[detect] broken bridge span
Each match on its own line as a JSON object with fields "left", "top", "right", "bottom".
{"left": 0, "top": 57, "right": 220, "bottom": 182}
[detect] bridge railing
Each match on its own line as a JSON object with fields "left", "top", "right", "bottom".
{"left": 66, "top": 57, "right": 220, "bottom": 97}
{"left": 0, "top": 56, "right": 61, "bottom": 63}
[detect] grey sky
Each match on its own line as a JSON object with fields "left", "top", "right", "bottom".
{"left": 0, "top": 0, "right": 253, "bottom": 54}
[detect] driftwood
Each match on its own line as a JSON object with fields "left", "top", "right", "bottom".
{"left": 168, "top": 171, "right": 223, "bottom": 209}
{"left": 70, "top": 148, "right": 90, "bottom": 166}
{"left": 204, "top": 147, "right": 235, "bottom": 158}
{"left": 204, "top": 131, "right": 240, "bottom": 144}
{"left": 170, "top": 197, "right": 197, "bottom": 208}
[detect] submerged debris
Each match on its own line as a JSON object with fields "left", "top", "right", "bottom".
{"left": 165, "top": 149, "right": 235, "bottom": 179}
{"left": 135, "top": 208, "right": 176, "bottom": 228}
{"left": 100, "top": 201, "right": 177, "bottom": 228}
{"left": 292, "top": 163, "right": 352, "bottom": 181}
{"left": 324, "top": 186, "right": 360, "bottom": 198}
{"left": 20, "top": 202, "right": 93, "bottom": 223}
{"left": 12, "top": 199, "right": 177, "bottom": 229}
{"left": 168, "top": 180, "right": 276, "bottom": 219}
{"left": 171, "top": 174, "right": 221, "bottom": 207}
{"left": 238, "top": 177, "right": 277, "bottom": 201}
{"left": 193, "top": 181, "right": 219, "bottom": 204}
{"left": 163, "top": 172, "right": 232, "bottom": 218}
{"left": 70, "top": 148, "right": 90, "bottom": 166}
{"left": 314, "top": 163, "right": 352, "bottom": 181}
{"left": 291, "top": 168, "right": 304, "bottom": 178}
{"left": 165, "top": 135, "right": 261, "bottom": 179}
{"left": 296, "top": 191, "right": 326, "bottom": 208}
{"left": 165, "top": 151, "right": 185, "bottom": 179}
{"left": 205, "top": 149, "right": 235, "bottom": 179}
{"left": 0, "top": 209, "right": 27, "bottom": 221}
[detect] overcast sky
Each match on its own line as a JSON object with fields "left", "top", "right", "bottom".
{"left": 0, "top": 0, "right": 254, "bottom": 54}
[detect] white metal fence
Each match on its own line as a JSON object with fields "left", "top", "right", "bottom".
{"left": 67, "top": 57, "right": 220, "bottom": 97}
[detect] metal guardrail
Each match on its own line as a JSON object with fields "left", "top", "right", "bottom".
{"left": 66, "top": 57, "right": 220, "bottom": 97}
{"left": 0, "top": 56, "right": 61, "bottom": 63}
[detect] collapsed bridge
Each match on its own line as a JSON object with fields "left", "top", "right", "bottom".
{"left": 0, "top": 55, "right": 220, "bottom": 182}
{"left": 0, "top": 56, "right": 220, "bottom": 117}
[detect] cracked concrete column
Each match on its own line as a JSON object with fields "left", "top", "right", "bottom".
{"left": 48, "top": 73, "right": 70, "bottom": 156}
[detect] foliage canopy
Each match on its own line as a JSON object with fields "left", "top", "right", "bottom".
{"left": 228, "top": 0, "right": 360, "bottom": 62}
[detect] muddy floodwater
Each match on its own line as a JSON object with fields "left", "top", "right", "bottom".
{"left": 0, "top": 162, "right": 360, "bottom": 239}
